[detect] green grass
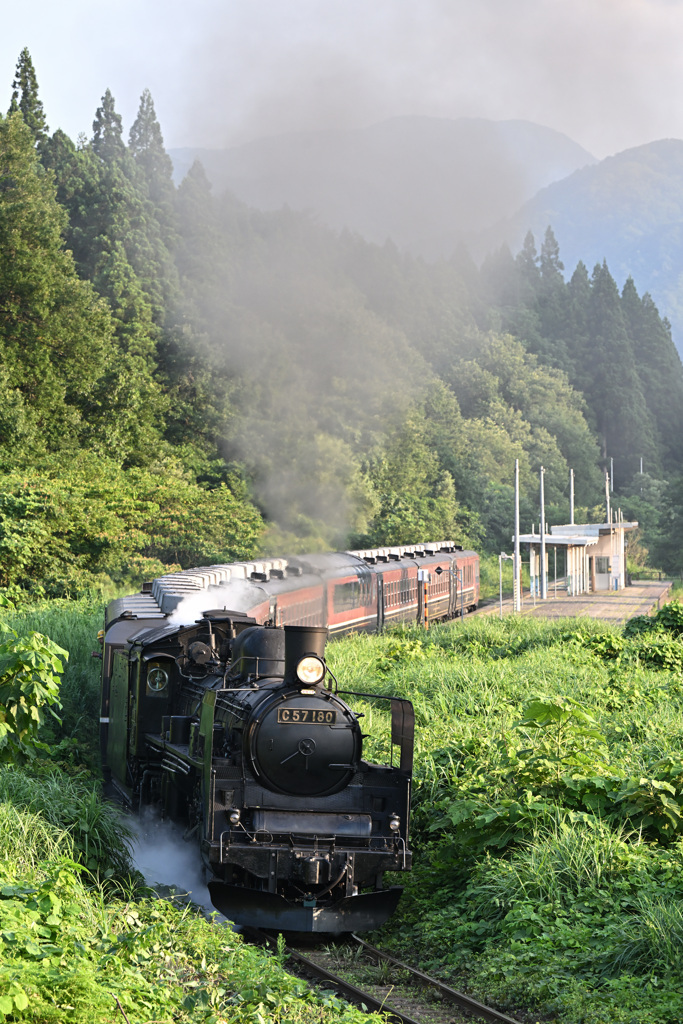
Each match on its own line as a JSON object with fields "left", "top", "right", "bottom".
{"left": 0, "top": 781, "right": 388, "bottom": 1023}
{"left": 0, "top": 812, "right": 385, "bottom": 1023}
{"left": 0, "top": 766, "right": 134, "bottom": 878}
{"left": 326, "top": 612, "right": 683, "bottom": 1024}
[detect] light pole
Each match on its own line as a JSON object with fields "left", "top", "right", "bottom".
{"left": 499, "top": 553, "right": 514, "bottom": 619}
{"left": 540, "top": 467, "right": 547, "bottom": 600}
{"left": 514, "top": 458, "right": 521, "bottom": 612}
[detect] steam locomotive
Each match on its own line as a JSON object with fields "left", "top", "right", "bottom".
{"left": 99, "top": 541, "right": 478, "bottom": 931}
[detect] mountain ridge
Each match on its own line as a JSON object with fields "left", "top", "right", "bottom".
{"left": 474, "top": 138, "right": 683, "bottom": 349}
{"left": 171, "top": 118, "right": 683, "bottom": 350}
{"left": 170, "top": 115, "right": 596, "bottom": 256}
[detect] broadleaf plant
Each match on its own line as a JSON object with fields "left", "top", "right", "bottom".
{"left": 0, "top": 596, "right": 67, "bottom": 762}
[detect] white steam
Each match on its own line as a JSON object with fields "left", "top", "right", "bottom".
{"left": 167, "top": 579, "right": 264, "bottom": 627}
{"left": 130, "top": 807, "right": 217, "bottom": 916}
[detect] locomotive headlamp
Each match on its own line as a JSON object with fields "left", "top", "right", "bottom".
{"left": 389, "top": 814, "right": 401, "bottom": 832}
{"left": 295, "top": 655, "right": 325, "bottom": 685}
{"left": 229, "top": 809, "right": 241, "bottom": 826}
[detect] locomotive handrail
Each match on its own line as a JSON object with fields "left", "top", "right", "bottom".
{"left": 336, "top": 691, "right": 414, "bottom": 774}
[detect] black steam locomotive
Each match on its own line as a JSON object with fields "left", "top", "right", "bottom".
{"left": 100, "top": 541, "right": 476, "bottom": 931}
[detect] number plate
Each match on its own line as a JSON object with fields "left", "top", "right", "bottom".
{"left": 277, "top": 707, "right": 337, "bottom": 725}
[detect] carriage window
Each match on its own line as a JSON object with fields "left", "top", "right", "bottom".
{"left": 334, "top": 580, "right": 362, "bottom": 611}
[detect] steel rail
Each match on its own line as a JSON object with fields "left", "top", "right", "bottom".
{"left": 284, "top": 944, "right": 421, "bottom": 1024}
{"left": 243, "top": 927, "right": 523, "bottom": 1024}
{"left": 351, "top": 934, "right": 524, "bottom": 1024}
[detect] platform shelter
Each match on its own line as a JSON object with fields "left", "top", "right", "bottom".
{"left": 517, "top": 520, "right": 639, "bottom": 596}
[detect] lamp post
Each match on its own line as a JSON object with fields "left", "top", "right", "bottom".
{"left": 540, "top": 467, "right": 547, "bottom": 600}
{"left": 499, "top": 553, "right": 514, "bottom": 619}
{"left": 514, "top": 458, "right": 521, "bottom": 612}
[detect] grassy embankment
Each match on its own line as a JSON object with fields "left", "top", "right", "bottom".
{"left": 327, "top": 607, "right": 683, "bottom": 1024}
{"left": 0, "top": 600, "right": 385, "bottom": 1023}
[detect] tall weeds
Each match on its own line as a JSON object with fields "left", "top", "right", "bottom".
{"left": 0, "top": 766, "right": 134, "bottom": 877}
{"left": 470, "top": 816, "right": 634, "bottom": 914}
{"left": 605, "top": 894, "right": 683, "bottom": 975}
{"left": 6, "top": 598, "right": 104, "bottom": 754}
{"left": 0, "top": 801, "right": 72, "bottom": 870}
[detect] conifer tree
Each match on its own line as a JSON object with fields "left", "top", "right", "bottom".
{"left": 174, "top": 160, "right": 225, "bottom": 293}
{"left": 53, "top": 91, "right": 177, "bottom": 319}
{"left": 161, "top": 160, "right": 236, "bottom": 455}
{"left": 539, "top": 226, "right": 564, "bottom": 281}
{"left": 128, "top": 89, "right": 178, "bottom": 284}
{"left": 564, "top": 261, "right": 592, "bottom": 390}
{"left": 586, "top": 262, "right": 657, "bottom": 475}
{"left": 621, "top": 277, "right": 683, "bottom": 468}
{"left": 129, "top": 89, "right": 174, "bottom": 207}
{"left": 535, "top": 226, "right": 570, "bottom": 372}
{"left": 92, "top": 89, "right": 126, "bottom": 163}
{"left": 8, "top": 48, "right": 47, "bottom": 144}
{"left": 515, "top": 230, "right": 541, "bottom": 301}
{"left": 480, "top": 244, "right": 517, "bottom": 308}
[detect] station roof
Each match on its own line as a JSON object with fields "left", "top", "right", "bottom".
{"left": 550, "top": 522, "right": 638, "bottom": 536}
{"left": 517, "top": 532, "right": 599, "bottom": 548}
{"left": 516, "top": 521, "right": 639, "bottom": 547}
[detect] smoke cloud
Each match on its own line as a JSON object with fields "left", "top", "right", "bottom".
{"left": 174, "top": 0, "right": 683, "bottom": 158}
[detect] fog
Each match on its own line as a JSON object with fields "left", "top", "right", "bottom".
{"left": 4, "top": 0, "right": 683, "bottom": 158}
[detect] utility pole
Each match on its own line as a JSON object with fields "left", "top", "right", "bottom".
{"left": 514, "top": 459, "right": 521, "bottom": 612}
{"left": 540, "top": 466, "right": 547, "bottom": 600}
{"left": 605, "top": 471, "right": 611, "bottom": 526}
{"left": 610, "top": 456, "right": 614, "bottom": 493}
{"left": 570, "top": 468, "right": 574, "bottom": 525}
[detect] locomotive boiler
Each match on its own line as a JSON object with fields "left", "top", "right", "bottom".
{"left": 102, "top": 611, "right": 414, "bottom": 932}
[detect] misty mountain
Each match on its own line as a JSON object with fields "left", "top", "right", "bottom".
{"left": 170, "top": 116, "right": 595, "bottom": 257}
{"left": 474, "top": 139, "right": 683, "bottom": 350}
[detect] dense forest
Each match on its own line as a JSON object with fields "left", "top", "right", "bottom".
{"left": 2, "top": 48, "right": 683, "bottom": 598}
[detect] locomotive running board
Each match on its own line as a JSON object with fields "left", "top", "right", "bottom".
{"left": 207, "top": 881, "right": 403, "bottom": 933}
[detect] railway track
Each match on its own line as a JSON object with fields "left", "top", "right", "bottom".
{"left": 244, "top": 928, "right": 524, "bottom": 1024}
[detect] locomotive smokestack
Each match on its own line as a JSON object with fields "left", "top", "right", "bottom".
{"left": 283, "top": 625, "right": 328, "bottom": 684}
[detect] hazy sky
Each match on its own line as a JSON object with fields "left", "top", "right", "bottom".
{"left": 3, "top": 0, "right": 683, "bottom": 158}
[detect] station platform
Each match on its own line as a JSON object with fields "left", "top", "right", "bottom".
{"left": 478, "top": 579, "right": 673, "bottom": 626}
